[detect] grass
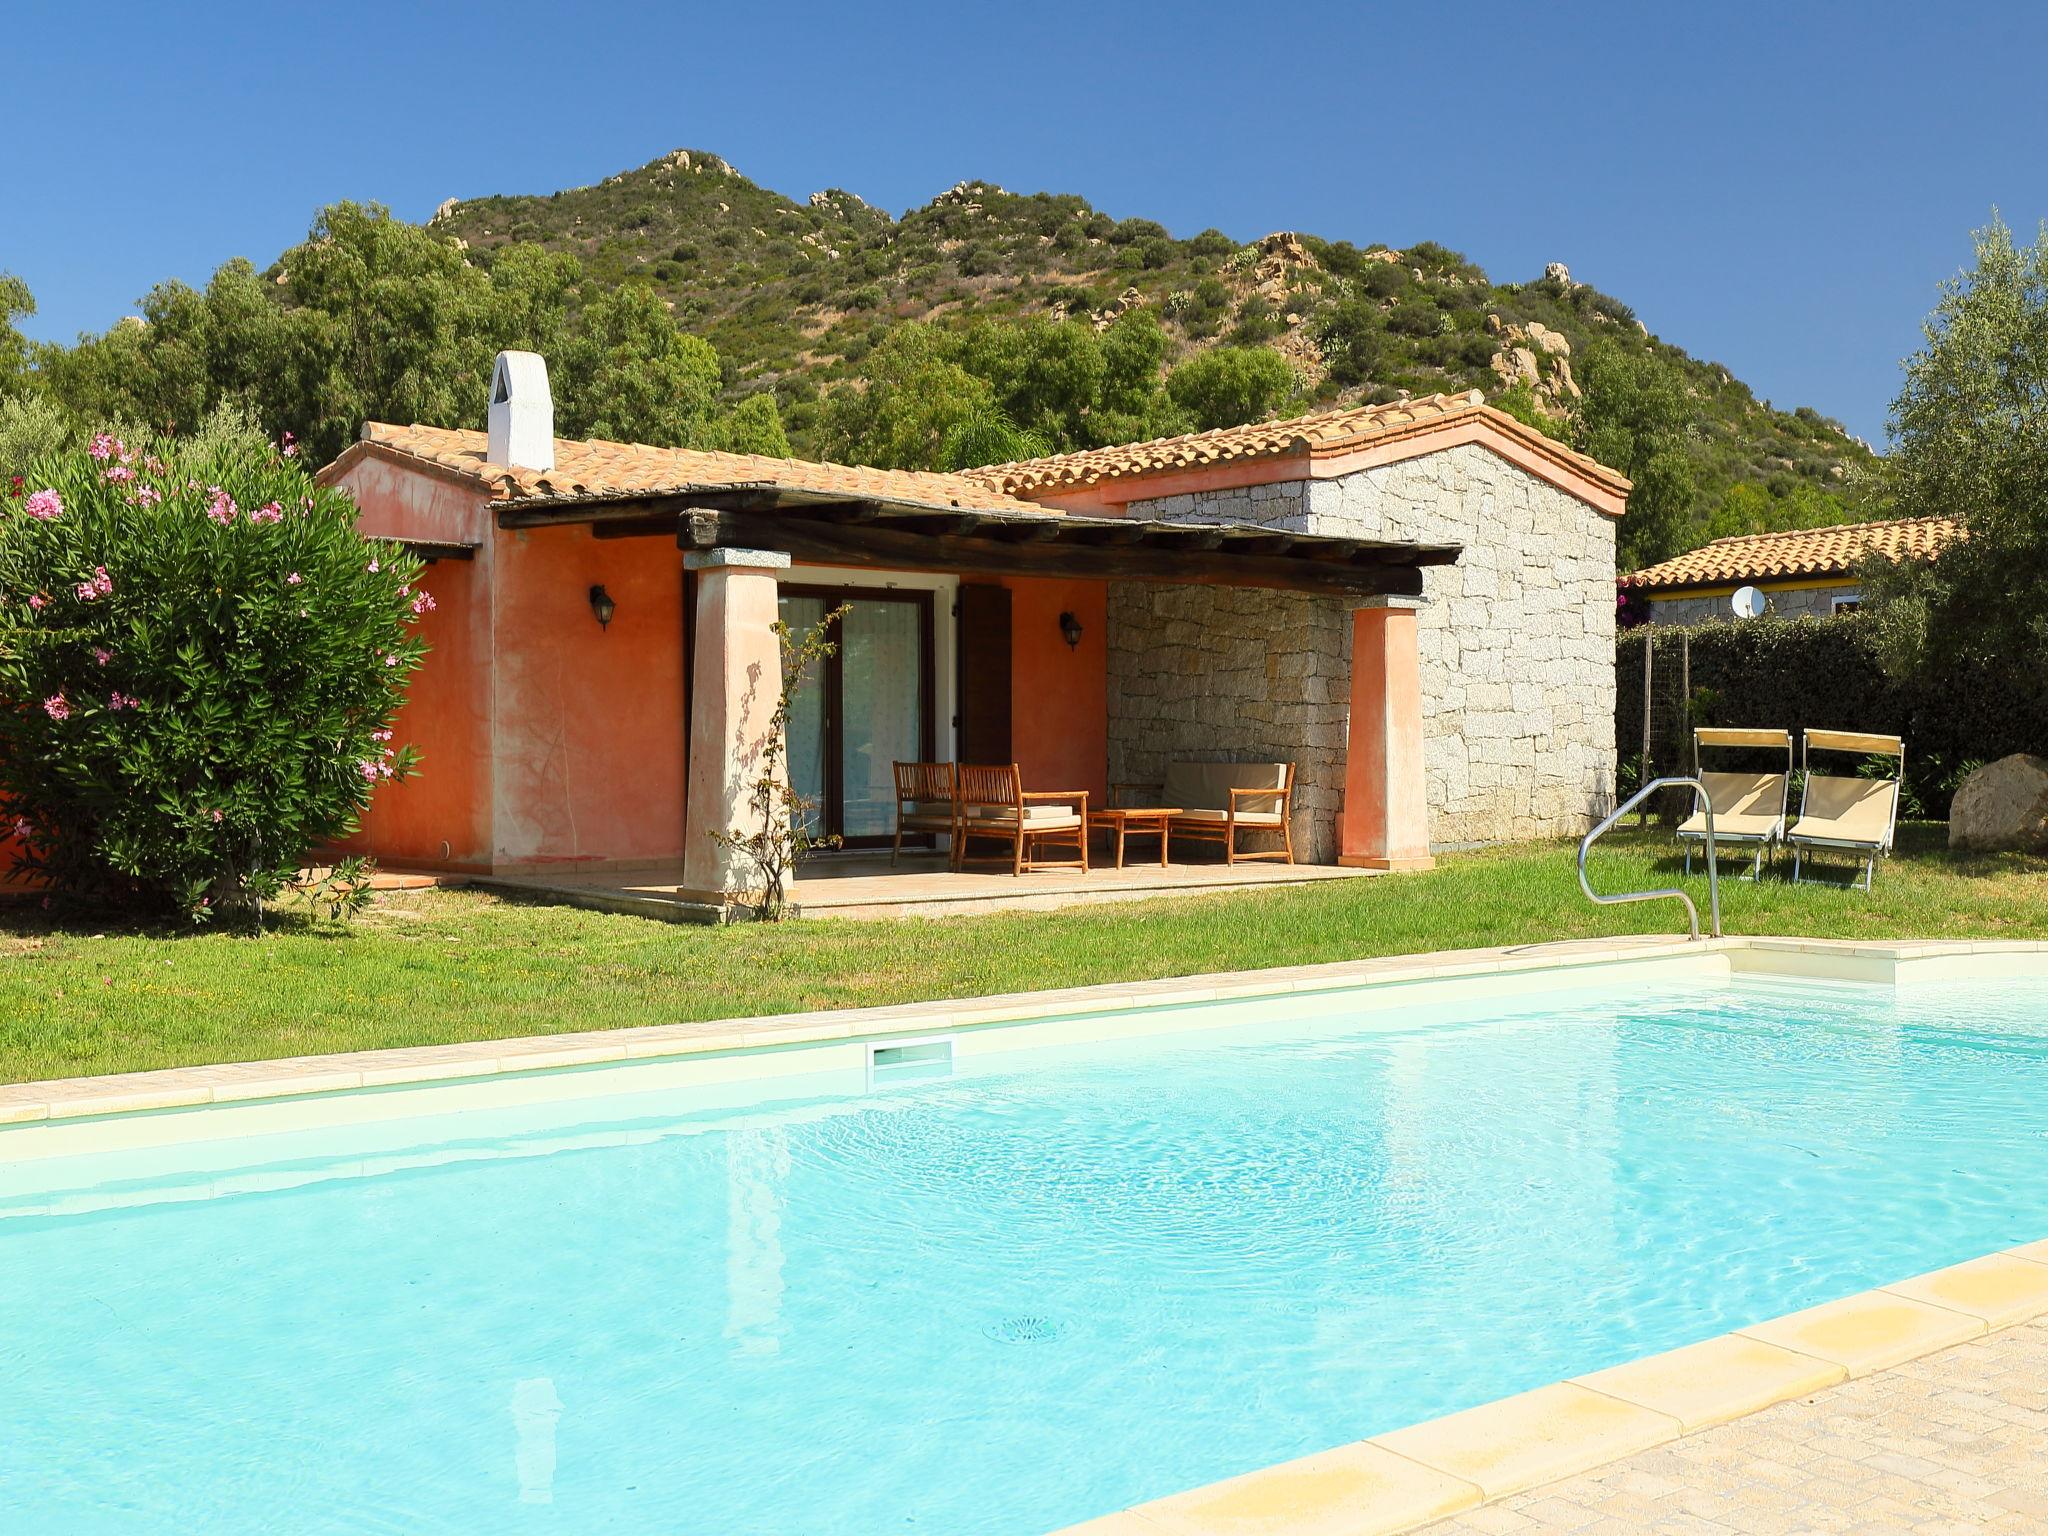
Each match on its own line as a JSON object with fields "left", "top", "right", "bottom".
{"left": 2, "top": 824, "right": 2044, "bottom": 1086}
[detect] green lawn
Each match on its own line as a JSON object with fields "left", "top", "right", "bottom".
{"left": 3, "top": 824, "right": 2045, "bottom": 1085}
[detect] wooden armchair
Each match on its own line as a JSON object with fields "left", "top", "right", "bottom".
{"left": 891, "top": 761, "right": 958, "bottom": 866}
{"left": 954, "top": 763, "right": 1089, "bottom": 875}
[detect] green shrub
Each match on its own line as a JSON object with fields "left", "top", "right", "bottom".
{"left": 0, "top": 429, "right": 425, "bottom": 919}
{"left": 1165, "top": 346, "right": 1295, "bottom": 430}
{"left": 1616, "top": 614, "right": 2047, "bottom": 817}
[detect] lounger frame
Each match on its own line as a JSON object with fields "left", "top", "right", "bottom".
{"left": 1680, "top": 728, "right": 1793, "bottom": 880}
{"left": 1788, "top": 729, "right": 1905, "bottom": 893}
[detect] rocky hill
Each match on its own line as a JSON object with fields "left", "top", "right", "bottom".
{"left": 437, "top": 149, "right": 1873, "bottom": 501}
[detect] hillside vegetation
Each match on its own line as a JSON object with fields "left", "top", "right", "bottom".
{"left": 4, "top": 148, "right": 1881, "bottom": 566}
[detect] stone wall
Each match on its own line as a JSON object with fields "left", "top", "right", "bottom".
{"left": 1647, "top": 584, "right": 1855, "bottom": 627}
{"left": 1105, "top": 583, "right": 1351, "bottom": 862}
{"left": 1113, "top": 443, "right": 1617, "bottom": 851}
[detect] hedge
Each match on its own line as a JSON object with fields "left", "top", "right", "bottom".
{"left": 1615, "top": 614, "right": 2048, "bottom": 820}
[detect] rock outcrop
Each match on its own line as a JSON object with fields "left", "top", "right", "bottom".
{"left": 1949, "top": 754, "right": 2048, "bottom": 851}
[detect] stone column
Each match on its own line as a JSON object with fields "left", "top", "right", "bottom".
{"left": 1340, "top": 596, "right": 1434, "bottom": 871}
{"left": 680, "top": 548, "right": 790, "bottom": 902}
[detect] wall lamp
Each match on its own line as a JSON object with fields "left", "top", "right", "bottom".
{"left": 1058, "top": 611, "right": 1084, "bottom": 650}
{"left": 588, "top": 584, "right": 616, "bottom": 631}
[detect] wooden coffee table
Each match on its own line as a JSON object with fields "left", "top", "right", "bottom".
{"left": 1088, "top": 807, "right": 1180, "bottom": 868}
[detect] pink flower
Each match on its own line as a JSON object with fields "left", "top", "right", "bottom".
{"left": 370, "top": 728, "right": 394, "bottom": 742}
{"left": 109, "top": 692, "right": 139, "bottom": 712}
{"left": 357, "top": 760, "right": 381, "bottom": 781}
{"left": 144, "top": 455, "right": 166, "bottom": 475}
{"left": 383, "top": 654, "right": 399, "bottom": 668}
{"left": 27, "top": 594, "right": 46, "bottom": 612}
{"left": 74, "top": 567, "right": 113, "bottom": 602}
{"left": 88, "top": 432, "right": 120, "bottom": 461}
{"left": 367, "top": 557, "right": 380, "bottom": 573}
{"left": 250, "top": 501, "right": 283, "bottom": 524}
{"left": 210, "top": 808, "right": 222, "bottom": 823}
{"left": 130, "top": 485, "right": 163, "bottom": 508}
{"left": 286, "top": 571, "right": 303, "bottom": 586}
{"left": 104, "top": 463, "right": 137, "bottom": 484}
{"left": 206, "top": 487, "right": 238, "bottom": 525}
{"left": 92, "top": 647, "right": 112, "bottom": 666}
{"left": 11, "top": 817, "right": 29, "bottom": 840}
{"left": 411, "top": 590, "right": 436, "bottom": 615}
{"left": 280, "top": 431, "right": 298, "bottom": 459}
{"left": 24, "top": 489, "right": 61, "bottom": 520}
{"left": 42, "top": 694, "right": 70, "bottom": 721}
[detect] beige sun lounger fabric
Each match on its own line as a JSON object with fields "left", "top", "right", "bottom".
{"left": 1788, "top": 775, "right": 1899, "bottom": 852}
{"left": 1677, "top": 771, "right": 1788, "bottom": 845}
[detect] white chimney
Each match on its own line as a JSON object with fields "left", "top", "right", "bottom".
{"left": 487, "top": 351, "right": 555, "bottom": 471}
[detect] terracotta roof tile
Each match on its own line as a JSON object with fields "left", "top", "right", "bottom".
{"left": 960, "top": 391, "right": 1631, "bottom": 500}
{"left": 1625, "top": 515, "right": 1961, "bottom": 592}
{"left": 328, "top": 423, "right": 1049, "bottom": 516}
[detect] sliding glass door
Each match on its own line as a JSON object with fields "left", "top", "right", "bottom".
{"left": 779, "top": 586, "right": 935, "bottom": 847}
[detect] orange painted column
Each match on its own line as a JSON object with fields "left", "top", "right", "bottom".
{"left": 1340, "top": 597, "right": 1435, "bottom": 872}
{"left": 679, "top": 548, "right": 789, "bottom": 902}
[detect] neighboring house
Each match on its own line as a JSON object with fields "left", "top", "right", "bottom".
{"left": 1625, "top": 516, "right": 1960, "bottom": 625}
{"left": 317, "top": 358, "right": 1629, "bottom": 900}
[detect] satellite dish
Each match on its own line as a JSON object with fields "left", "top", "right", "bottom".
{"left": 1730, "top": 585, "right": 1766, "bottom": 620}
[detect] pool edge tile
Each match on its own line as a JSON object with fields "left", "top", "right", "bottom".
{"left": 1879, "top": 1253, "right": 2048, "bottom": 1330}
{"left": 1735, "top": 1290, "right": 1985, "bottom": 1376}
{"left": 1572, "top": 1331, "right": 1845, "bottom": 1433}
{"left": 1368, "top": 1380, "right": 1681, "bottom": 1502}
{"left": 1129, "top": 1440, "right": 1484, "bottom": 1536}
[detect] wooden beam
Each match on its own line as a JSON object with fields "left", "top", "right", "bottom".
{"left": 677, "top": 508, "right": 1426, "bottom": 597}
{"left": 399, "top": 541, "right": 478, "bottom": 562}
{"left": 592, "top": 516, "right": 684, "bottom": 540}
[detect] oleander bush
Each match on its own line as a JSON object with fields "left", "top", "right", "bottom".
{"left": 0, "top": 426, "right": 426, "bottom": 920}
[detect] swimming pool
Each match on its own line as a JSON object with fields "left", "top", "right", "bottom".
{"left": 3, "top": 957, "right": 2047, "bottom": 1534}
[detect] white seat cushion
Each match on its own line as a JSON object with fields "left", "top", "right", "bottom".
{"left": 1171, "top": 808, "right": 1285, "bottom": 827}
{"left": 962, "top": 806, "right": 1080, "bottom": 827}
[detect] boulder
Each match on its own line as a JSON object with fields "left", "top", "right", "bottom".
{"left": 1525, "top": 321, "right": 1571, "bottom": 358}
{"left": 1543, "top": 261, "right": 1575, "bottom": 289}
{"left": 1950, "top": 754, "right": 2048, "bottom": 851}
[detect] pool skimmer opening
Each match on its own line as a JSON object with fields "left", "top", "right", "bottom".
{"left": 866, "top": 1035, "right": 957, "bottom": 1090}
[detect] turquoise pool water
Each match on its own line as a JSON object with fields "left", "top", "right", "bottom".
{"left": 4, "top": 974, "right": 2048, "bottom": 1534}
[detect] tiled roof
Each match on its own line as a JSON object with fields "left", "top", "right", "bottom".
{"left": 961, "top": 391, "right": 1632, "bottom": 500}
{"left": 325, "top": 423, "right": 1049, "bottom": 516}
{"left": 1625, "top": 516, "right": 1961, "bottom": 592}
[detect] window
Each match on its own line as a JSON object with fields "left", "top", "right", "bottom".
{"left": 1831, "top": 590, "right": 1862, "bottom": 615}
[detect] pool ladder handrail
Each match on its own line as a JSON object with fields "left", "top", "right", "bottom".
{"left": 1578, "top": 776, "right": 1722, "bottom": 940}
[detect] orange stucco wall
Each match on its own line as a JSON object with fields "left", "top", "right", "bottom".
{"left": 334, "top": 556, "right": 493, "bottom": 870}
{"left": 327, "top": 460, "right": 496, "bottom": 872}
{"left": 1002, "top": 576, "right": 1108, "bottom": 804}
{"left": 489, "top": 525, "right": 688, "bottom": 871}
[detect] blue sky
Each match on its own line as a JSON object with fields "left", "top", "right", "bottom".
{"left": 8, "top": 0, "right": 2046, "bottom": 444}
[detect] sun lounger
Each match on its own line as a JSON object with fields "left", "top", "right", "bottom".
{"left": 1678, "top": 728, "right": 1792, "bottom": 878}
{"left": 1788, "top": 730, "right": 1904, "bottom": 892}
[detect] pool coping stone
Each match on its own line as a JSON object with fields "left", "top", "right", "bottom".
{"left": 2, "top": 934, "right": 2042, "bottom": 1128}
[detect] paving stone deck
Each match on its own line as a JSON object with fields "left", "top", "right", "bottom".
{"left": 1415, "top": 1320, "right": 2048, "bottom": 1536}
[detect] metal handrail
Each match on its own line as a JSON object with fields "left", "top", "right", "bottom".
{"left": 1578, "top": 776, "right": 1722, "bottom": 940}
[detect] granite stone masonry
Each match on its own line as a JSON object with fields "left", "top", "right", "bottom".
{"left": 1114, "top": 444, "right": 1617, "bottom": 850}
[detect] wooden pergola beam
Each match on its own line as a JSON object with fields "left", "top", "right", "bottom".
{"left": 674, "top": 507, "right": 1432, "bottom": 597}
